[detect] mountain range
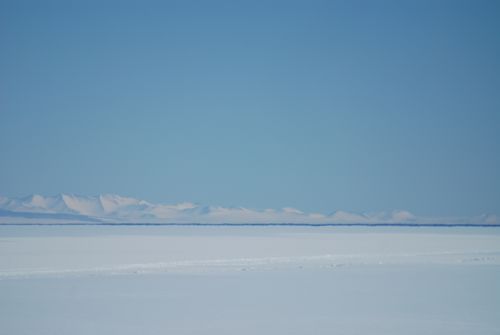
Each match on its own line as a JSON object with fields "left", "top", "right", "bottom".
{"left": 0, "top": 193, "right": 497, "bottom": 225}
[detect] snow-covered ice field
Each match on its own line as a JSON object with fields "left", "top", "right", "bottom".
{"left": 1, "top": 225, "right": 500, "bottom": 334}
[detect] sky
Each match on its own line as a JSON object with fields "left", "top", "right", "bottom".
{"left": 1, "top": 0, "right": 499, "bottom": 217}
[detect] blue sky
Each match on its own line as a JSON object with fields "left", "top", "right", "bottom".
{"left": 1, "top": 0, "right": 499, "bottom": 216}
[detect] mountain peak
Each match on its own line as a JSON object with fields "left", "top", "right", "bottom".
{"left": 0, "top": 193, "right": 498, "bottom": 225}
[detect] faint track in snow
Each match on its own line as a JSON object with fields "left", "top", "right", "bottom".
{"left": 2, "top": 251, "right": 500, "bottom": 279}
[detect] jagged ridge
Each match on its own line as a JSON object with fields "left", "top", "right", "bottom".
{"left": 0, "top": 194, "right": 497, "bottom": 225}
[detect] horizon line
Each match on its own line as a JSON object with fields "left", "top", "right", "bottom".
{"left": 2, "top": 223, "right": 500, "bottom": 228}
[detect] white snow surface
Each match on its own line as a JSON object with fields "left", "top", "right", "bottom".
{"left": 0, "top": 193, "right": 498, "bottom": 224}
{"left": 1, "top": 226, "right": 499, "bottom": 334}
{"left": 1, "top": 226, "right": 500, "bottom": 278}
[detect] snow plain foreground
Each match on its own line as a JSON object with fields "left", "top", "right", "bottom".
{"left": 1, "top": 226, "right": 499, "bottom": 334}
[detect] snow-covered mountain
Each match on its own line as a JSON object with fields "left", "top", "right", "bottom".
{"left": 0, "top": 193, "right": 497, "bottom": 225}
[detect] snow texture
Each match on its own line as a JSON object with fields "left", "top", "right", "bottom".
{"left": 0, "top": 225, "right": 499, "bottom": 335}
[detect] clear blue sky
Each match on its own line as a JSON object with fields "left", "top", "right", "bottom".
{"left": 1, "top": 0, "right": 499, "bottom": 216}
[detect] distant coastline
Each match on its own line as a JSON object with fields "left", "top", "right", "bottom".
{"left": 2, "top": 223, "right": 499, "bottom": 227}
